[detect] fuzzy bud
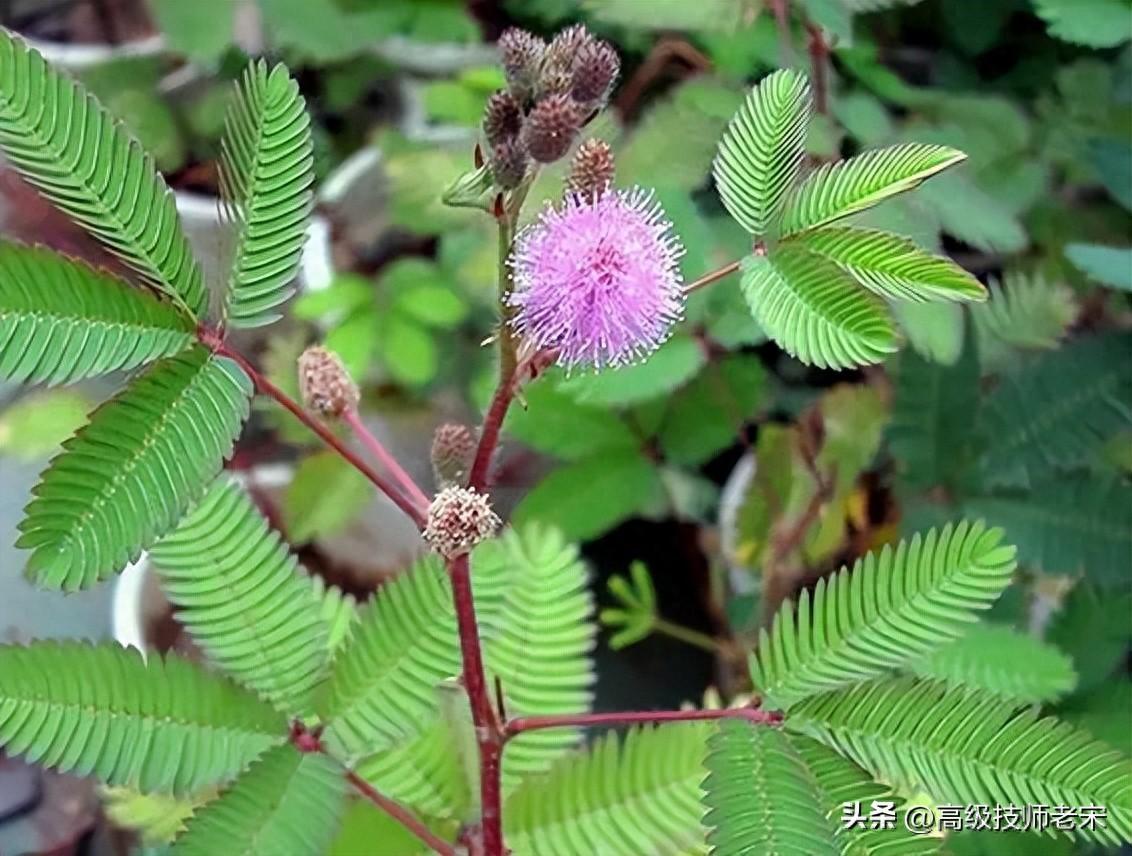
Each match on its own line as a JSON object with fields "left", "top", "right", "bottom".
{"left": 498, "top": 28, "right": 545, "bottom": 102}
{"left": 545, "top": 24, "right": 592, "bottom": 68}
{"left": 424, "top": 486, "right": 501, "bottom": 559}
{"left": 572, "top": 40, "right": 620, "bottom": 106}
{"left": 298, "top": 346, "right": 359, "bottom": 419}
{"left": 431, "top": 423, "right": 478, "bottom": 486}
{"left": 482, "top": 90, "right": 522, "bottom": 147}
{"left": 566, "top": 138, "right": 615, "bottom": 201}
{"left": 490, "top": 138, "right": 529, "bottom": 190}
{"left": 523, "top": 94, "right": 581, "bottom": 164}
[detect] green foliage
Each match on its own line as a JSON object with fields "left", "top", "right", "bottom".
{"left": 219, "top": 61, "right": 314, "bottom": 329}
{"left": 740, "top": 248, "right": 897, "bottom": 370}
{"left": 1066, "top": 243, "right": 1132, "bottom": 291}
{"left": 977, "top": 333, "right": 1132, "bottom": 487}
{"left": 284, "top": 451, "right": 371, "bottom": 544}
{"left": 781, "top": 144, "right": 966, "bottom": 236}
{"left": 791, "top": 678, "right": 1132, "bottom": 845}
{"left": 18, "top": 348, "right": 251, "bottom": 590}
{"left": 0, "top": 242, "right": 194, "bottom": 385}
{"left": 909, "top": 623, "right": 1077, "bottom": 703}
{"left": 1032, "top": 0, "right": 1132, "bottom": 47}
{"left": 101, "top": 786, "right": 208, "bottom": 845}
{"left": 173, "top": 745, "right": 345, "bottom": 856}
{"left": 325, "top": 526, "right": 593, "bottom": 773}
{"left": 555, "top": 335, "right": 706, "bottom": 405}
{"left": 503, "top": 723, "right": 711, "bottom": 855}
{"left": 0, "top": 30, "right": 206, "bottom": 318}
{"left": 703, "top": 720, "right": 838, "bottom": 856}
{"left": 972, "top": 273, "right": 1078, "bottom": 361}
{"left": 789, "top": 735, "right": 940, "bottom": 856}
{"left": 888, "top": 330, "right": 980, "bottom": 491}
{"left": 150, "top": 479, "right": 330, "bottom": 716}
{"left": 600, "top": 561, "right": 659, "bottom": 649}
{"left": 150, "top": 0, "right": 235, "bottom": 62}
{"left": 966, "top": 475, "right": 1132, "bottom": 585}
{"left": 0, "top": 642, "right": 284, "bottom": 794}
{"left": 0, "top": 389, "right": 90, "bottom": 460}
{"left": 714, "top": 69, "right": 811, "bottom": 237}
{"left": 750, "top": 522, "right": 1017, "bottom": 709}
{"left": 792, "top": 227, "right": 984, "bottom": 302}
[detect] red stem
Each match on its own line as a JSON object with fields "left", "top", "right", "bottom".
{"left": 446, "top": 553, "right": 505, "bottom": 854}
{"left": 345, "top": 770, "right": 457, "bottom": 856}
{"left": 504, "top": 706, "right": 782, "bottom": 740}
{"left": 468, "top": 368, "right": 517, "bottom": 492}
{"left": 215, "top": 343, "right": 428, "bottom": 530}
{"left": 805, "top": 22, "right": 830, "bottom": 115}
{"left": 342, "top": 408, "right": 432, "bottom": 509}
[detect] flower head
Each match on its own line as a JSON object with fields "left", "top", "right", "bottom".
{"left": 507, "top": 188, "right": 685, "bottom": 369}
{"left": 298, "top": 346, "right": 358, "bottom": 419}
{"left": 424, "top": 486, "right": 501, "bottom": 559}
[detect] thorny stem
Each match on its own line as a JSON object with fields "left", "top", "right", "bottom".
{"left": 342, "top": 408, "right": 432, "bottom": 510}
{"left": 345, "top": 770, "right": 457, "bottom": 856}
{"left": 208, "top": 338, "right": 428, "bottom": 530}
{"left": 446, "top": 553, "right": 506, "bottom": 855}
{"left": 504, "top": 704, "right": 783, "bottom": 741}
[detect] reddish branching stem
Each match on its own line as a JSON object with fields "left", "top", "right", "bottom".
{"left": 212, "top": 341, "right": 428, "bottom": 530}
{"left": 805, "top": 21, "right": 830, "bottom": 115}
{"left": 446, "top": 553, "right": 505, "bottom": 854}
{"left": 345, "top": 770, "right": 457, "bottom": 856}
{"left": 468, "top": 368, "right": 517, "bottom": 492}
{"left": 504, "top": 705, "right": 783, "bottom": 741}
{"left": 342, "top": 408, "right": 432, "bottom": 510}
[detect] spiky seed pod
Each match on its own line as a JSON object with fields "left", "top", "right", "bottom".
{"left": 298, "top": 346, "right": 359, "bottom": 419}
{"left": 431, "top": 423, "right": 478, "bottom": 486}
{"left": 545, "top": 23, "right": 592, "bottom": 69}
{"left": 490, "top": 138, "right": 529, "bottom": 190}
{"left": 482, "top": 90, "right": 523, "bottom": 147}
{"left": 498, "top": 28, "right": 545, "bottom": 102}
{"left": 566, "top": 138, "right": 615, "bottom": 201}
{"left": 424, "top": 486, "right": 501, "bottom": 559}
{"left": 572, "top": 39, "right": 620, "bottom": 106}
{"left": 523, "top": 94, "right": 581, "bottom": 164}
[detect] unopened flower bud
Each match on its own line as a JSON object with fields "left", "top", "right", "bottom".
{"left": 424, "top": 486, "right": 501, "bottom": 559}
{"left": 498, "top": 28, "right": 545, "bottom": 103}
{"left": 545, "top": 24, "right": 592, "bottom": 68}
{"left": 572, "top": 40, "right": 620, "bottom": 106}
{"left": 523, "top": 94, "right": 581, "bottom": 164}
{"left": 566, "top": 138, "right": 615, "bottom": 201}
{"left": 431, "top": 423, "right": 478, "bottom": 486}
{"left": 491, "top": 138, "right": 529, "bottom": 190}
{"left": 483, "top": 90, "right": 522, "bottom": 147}
{"left": 298, "top": 346, "right": 358, "bottom": 419}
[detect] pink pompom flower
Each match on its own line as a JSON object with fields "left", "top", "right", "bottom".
{"left": 507, "top": 188, "right": 685, "bottom": 370}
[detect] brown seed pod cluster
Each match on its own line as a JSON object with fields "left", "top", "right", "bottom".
{"left": 298, "top": 346, "right": 358, "bottom": 419}
{"left": 430, "top": 422, "right": 478, "bottom": 486}
{"left": 484, "top": 24, "right": 621, "bottom": 185}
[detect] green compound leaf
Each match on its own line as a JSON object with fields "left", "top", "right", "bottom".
{"left": 0, "top": 30, "right": 207, "bottom": 318}
{"left": 324, "top": 525, "right": 594, "bottom": 778}
{"left": 714, "top": 69, "right": 812, "bottom": 237}
{"left": 149, "top": 479, "right": 329, "bottom": 717}
{"left": 1032, "top": 0, "right": 1132, "bottom": 47}
{"left": 791, "top": 678, "right": 1132, "bottom": 847}
{"left": 972, "top": 272, "right": 1078, "bottom": 362}
{"left": 17, "top": 346, "right": 251, "bottom": 590}
{"left": 750, "top": 521, "right": 1017, "bottom": 709}
{"left": 172, "top": 744, "right": 345, "bottom": 856}
{"left": 0, "top": 242, "right": 194, "bottom": 385}
{"left": 220, "top": 61, "right": 314, "bottom": 329}
{"left": 741, "top": 247, "right": 897, "bottom": 370}
{"left": 781, "top": 144, "right": 965, "bottom": 237}
{"left": 101, "top": 786, "right": 210, "bottom": 845}
{"left": 1066, "top": 243, "right": 1132, "bottom": 292}
{"left": 504, "top": 723, "right": 711, "bottom": 855}
{"left": 909, "top": 622, "right": 1076, "bottom": 703}
{"left": 0, "top": 641, "right": 284, "bottom": 795}
{"left": 789, "top": 734, "right": 941, "bottom": 856}
{"left": 703, "top": 720, "right": 838, "bottom": 856}
{"left": 966, "top": 475, "right": 1132, "bottom": 586}
{"left": 977, "top": 333, "right": 1132, "bottom": 488}
{"left": 789, "top": 227, "right": 985, "bottom": 302}
{"left": 600, "top": 561, "right": 659, "bottom": 650}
